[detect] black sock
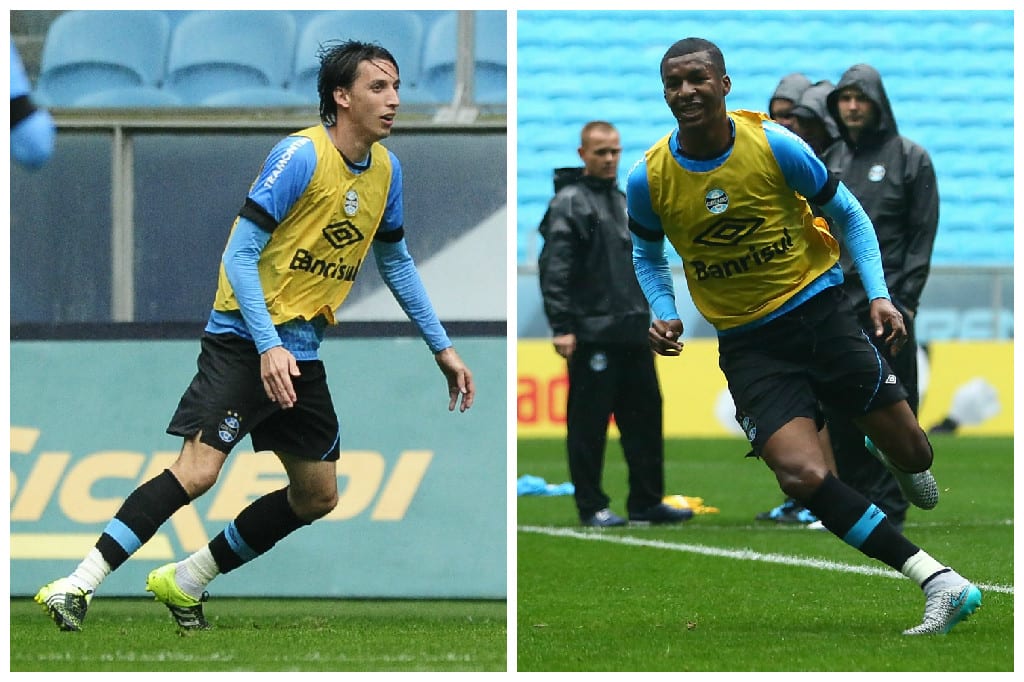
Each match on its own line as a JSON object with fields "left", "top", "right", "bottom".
{"left": 803, "top": 472, "right": 919, "bottom": 571}
{"left": 208, "top": 487, "right": 310, "bottom": 574}
{"left": 95, "top": 469, "right": 190, "bottom": 570}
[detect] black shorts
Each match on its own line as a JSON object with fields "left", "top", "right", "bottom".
{"left": 718, "top": 286, "right": 907, "bottom": 455}
{"left": 166, "top": 333, "right": 341, "bottom": 461}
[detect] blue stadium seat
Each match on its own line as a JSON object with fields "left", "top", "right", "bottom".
{"left": 421, "top": 10, "right": 506, "bottom": 104}
{"left": 289, "top": 11, "right": 429, "bottom": 104}
{"left": 74, "top": 86, "right": 184, "bottom": 108}
{"left": 165, "top": 11, "right": 297, "bottom": 105}
{"left": 515, "top": 9, "right": 1013, "bottom": 266}
{"left": 201, "top": 86, "right": 314, "bottom": 108}
{"left": 471, "top": 10, "right": 507, "bottom": 103}
{"left": 35, "top": 10, "right": 171, "bottom": 107}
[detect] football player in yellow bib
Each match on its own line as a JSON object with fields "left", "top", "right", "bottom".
{"left": 627, "top": 37, "right": 980, "bottom": 636}
{"left": 35, "top": 40, "right": 475, "bottom": 633}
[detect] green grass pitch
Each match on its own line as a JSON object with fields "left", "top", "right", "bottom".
{"left": 517, "top": 435, "right": 1013, "bottom": 672}
{"left": 10, "top": 598, "right": 506, "bottom": 672}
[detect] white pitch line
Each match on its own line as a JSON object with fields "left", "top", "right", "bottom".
{"left": 518, "top": 525, "right": 1014, "bottom": 595}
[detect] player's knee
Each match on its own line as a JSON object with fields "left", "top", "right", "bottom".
{"left": 775, "top": 462, "right": 830, "bottom": 501}
{"left": 174, "top": 464, "right": 220, "bottom": 498}
{"left": 292, "top": 488, "right": 338, "bottom": 522}
{"left": 172, "top": 437, "right": 225, "bottom": 498}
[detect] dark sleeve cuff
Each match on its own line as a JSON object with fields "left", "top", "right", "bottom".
{"left": 374, "top": 226, "right": 405, "bottom": 243}
{"left": 628, "top": 217, "right": 662, "bottom": 242}
{"left": 238, "top": 197, "right": 278, "bottom": 233}
{"left": 10, "top": 94, "right": 36, "bottom": 128}
{"left": 809, "top": 171, "right": 840, "bottom": 206}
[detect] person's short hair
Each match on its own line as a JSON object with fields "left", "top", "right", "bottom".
{"left": 316, "top": 39, "right": 399, "bottom": 126}
{"left": 580, "top": 120, "right": 617, "bottom": 146}
{"left": 661, "top": 37, "right": 726, "bottom": 77}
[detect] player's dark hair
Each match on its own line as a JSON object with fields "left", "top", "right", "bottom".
{"left": 661, "top": 37, "right": 727, "bottom": 77}
{"left": 316, "top": 39, "right": 399, "bottom": 126}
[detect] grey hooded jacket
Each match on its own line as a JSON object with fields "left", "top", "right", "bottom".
{"left": 769, "top": 72, "right": 812, "bottom": 111}
{"left": 792, "top": 79, "right": 840, "bottom": 144}
{"left": 823, "top": 64, "right": 939, "bottom": 315}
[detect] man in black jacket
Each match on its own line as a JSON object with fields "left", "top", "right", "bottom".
{"left": 537, "top": 121, "right": 690, "bottom": 527}
{"left": 821, "top": 64, "right": 940, "bottom": 532}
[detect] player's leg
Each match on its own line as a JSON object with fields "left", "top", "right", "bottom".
{"left": 807, "top": 293, "right": 979, "bottom": 632}
{"left": 147, "top": 357, "right": 340, "bottom": 629}
{"left": 566, "top": 343, "right": 620, "bottom": 525}
{"left": 861, "top": 317, "right": 918, "bottom": 524}
{"left": 726, "top": 289, "right": 980, "bottom": 634}
{"left": 760, "top": 416, "right": 980, "bottom": 633}
{"left": 147, "top": 454, "right": 336, "bottom": 630}
{"left": 853, "top": 400, "right": 939, "bottom": 510}
{"left": 34, "top": 434, "right": 225, "bottom": 632}
{"left": 814, "top": 291, "right": 938, "bottom": 509}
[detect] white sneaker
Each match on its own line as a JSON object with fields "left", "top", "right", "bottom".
{"left": 805, "top": 520, "right": 827, "bottom": 531}
{"left": 903, "top": 578, "right": 982, "bottom": 635}
{"left": 865, "top": 438, "right": 939, "bottom": 510}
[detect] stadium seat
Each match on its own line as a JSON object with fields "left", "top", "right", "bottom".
{"left": 201, "top": 86, "right": 313, "bottom": 108}
{"left": 35, "top": 10, "right": 171, "bottom": 107}
{"left": 420, "top": 10, "right": 506, "bottom": 104}
{"left": 165, "top": 11, "right": 297, "bottom": 105}
{"left": 515, "top": 9, "right": 1013, "bottom": 266}
{"left": 74, "top": 86, "right": 184, "bottom": 108}
{"left": 470, "top": 10, "right": 507, "bottom": 104}
{"left": 289, "top": 11, "right": 429, "bottom": 104}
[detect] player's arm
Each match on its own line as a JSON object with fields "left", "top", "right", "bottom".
{"left": 224, "top": 136, "right": 315, "bottom": 406}
{"left": 626, "top": 159, "right": 683, "bottom": 356}
{"left": 373, "top": 153, "right": 473, "bottom": 411}
{"left": 765, "top": 120, "right": 905, "bottom": 349}
{"left": 10, "top": 39, "right": 54, "bottom": 170}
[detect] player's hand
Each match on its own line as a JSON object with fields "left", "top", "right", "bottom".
{"left": 552, "top": 333, "right": 576, "bottom": 360}
{"left": 435, "top": 346, "right": 475, "bottom": 412}
{"left": 261, "top": 345, "right": 301, "bottom": 409}
{"left": 649, "top": 319, "right": 684, "bottom": 356}
{"left": 869, "top": 298, "right": 907, "bottom": 355}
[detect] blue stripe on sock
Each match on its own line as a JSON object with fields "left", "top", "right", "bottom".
{"left": 224, "top": 521, "right": 258, "bottom": 562}
{"left": 843, "top": 504, "right": 885, "bottom": 548}
{"left": 103, "top": 518, "right": 143, "bottom": 555}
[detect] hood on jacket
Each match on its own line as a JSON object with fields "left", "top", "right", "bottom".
{"left": 769, "top": 72, "right": 813, "bottom": 111}
{"left": 826, "top": 63, "right": 899, "bottom": 147}
{"left": 552, "top": 166, "right": 617, "bottom": 194}
{"left": 792, "top": 79, "right": 840, "bottom": 141}
{"left": 553, "top": 167, "right": 584, "bottom": 193}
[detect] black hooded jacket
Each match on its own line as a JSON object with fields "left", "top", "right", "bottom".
{"left": 823, "top": 64, "right": 939, "bottom": 315}
{"left": 791, "top": 79, "right": 840, "bottom": 147}
{"left": 537, "top": 167, "right": 650, "bottom": 344}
